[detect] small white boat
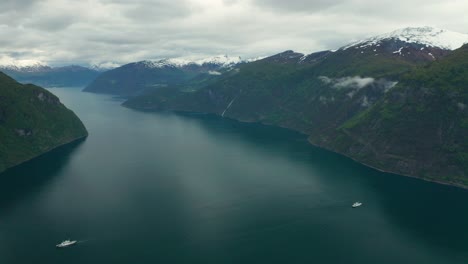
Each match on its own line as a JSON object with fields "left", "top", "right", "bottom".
{"left": 352, "top": 202, "right": 362, "bottom": 208}
{"left": 56, "top": 240, "right": 77, "bottom": 248}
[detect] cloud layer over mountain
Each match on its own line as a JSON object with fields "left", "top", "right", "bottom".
{"left": 0, "top": 0, "right": 467, "bottom": 66}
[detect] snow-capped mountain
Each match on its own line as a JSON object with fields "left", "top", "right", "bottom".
{"left": 342, "top": 26, "right": 468, "bottom": 51}
{"left": 0, "top": 56, "right": 46, "bottom": 70}
{"left": 0, "top": 62, "right": 100, "bottom": 87}
{"left": 139, "top": 55, "right": 244, "bottom": 69}
{"left": 0, "top": 62, "right": 50, "bottom": 73}
{"left": 335, "top": 26, "right": 468, "bottom": 62}
{"left": 84, "top": 55, "right": 248, "bottom": 96}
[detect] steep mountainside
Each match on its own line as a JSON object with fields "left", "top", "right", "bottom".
{"left": 83, "top": 55, "right": 243, "bottom": 97}
{"left": 123, "top": 27, "right": 468, "bottom": 187}
{"left": 0, "top": 72, "right": 88, "bottom": 173}
{"left": 313, "top": 27, "right": 468, "bottom": 77}
{"left": 1, "top": 65, "right": 101, "bottom": 87}
{"left": 123, "top": 49, "right": 398, "bottom": 137}
{"left": 313, "top": 44, "right": 468, "bottom": 186}
{"left": 123, "top": 27, "right": 460, "bottom": 128}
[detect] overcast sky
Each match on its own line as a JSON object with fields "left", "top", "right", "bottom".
{"left": 0, "top": 0, "right": 467, "bottom": 66}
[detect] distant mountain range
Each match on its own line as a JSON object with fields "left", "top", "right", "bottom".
{"left": 83, "top": 55, "right": 250, "bottom": 96}
{"left": 120, "top": 26, "right": 468, "bottom": 188}
{"left": 0, "top": 64, "right": 103, "bottom": 88}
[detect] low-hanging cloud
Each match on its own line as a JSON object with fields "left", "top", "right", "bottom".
{"left": 320, "top": 76, "right": 375, "bottom": 89}
{"left": 319, "top": 76, "right": 398, "bottom": 91}
{"left": 208, "top": 70, "right": 222, "bottom": 75}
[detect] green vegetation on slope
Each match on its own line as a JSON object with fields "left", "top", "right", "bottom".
{"left": 123, "top": 45, "right": 468, "bottom": 187}
{"left": 83, "top": 62, "right": 206, "bottom": 97}
{"left": 0, "top": 72, "right": 88, "bottom": 173}
{"left": 124, "top": 48, "right": 418, "bottom": 134}
{"left": 324, "top": 44, "right": 468, "bottom": 186}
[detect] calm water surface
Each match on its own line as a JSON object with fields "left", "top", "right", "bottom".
{"left": 0, "top": 88, "right": 467, "bottom": 264}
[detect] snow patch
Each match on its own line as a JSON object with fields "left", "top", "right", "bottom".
{"left": 140, "top": 55, "right": 247, "bottom": 68}
{"left": 393, "top": 47, "right": 404, "bottom": 55}
{"left": 299, "top": 55, "right": 308, "bottom": 62}
{"left": 141, "top": 55, "right": 245, "bottom": 69}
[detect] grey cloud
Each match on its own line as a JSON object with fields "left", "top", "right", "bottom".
{"left": 319, "top": 76, "right": 398, "bottom": 92}
{"left": 318, "top": 76, "right": 375, "bottom": 89}
{"left": 0, "top": 0, "right": 38, "bottom": 27}
{"left": 25, "top": 15, "right": 77, "bottom": 31}
{"left": 0, "top": 0, "right": 37, "bottom": 13}
{"left": 334, "top": 76, "right": 375, "bottom": 89}
{"left": 123, "top": 1, "right": 192, "bottom": 21}
{"left": 252, "top": 0, "right": 345, "bottom": 13}
{"left": 0, "top": 0, "right": 466, "bottom": 66}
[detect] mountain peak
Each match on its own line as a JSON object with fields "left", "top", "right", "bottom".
{"left": 0, "top": 57, "right": 48, "bottom": 72}
{"left": 140, "top": 55, "right": 244, "bottom": 69}
{"left": 343, "top": 26, "right": 468, "bottom": 50}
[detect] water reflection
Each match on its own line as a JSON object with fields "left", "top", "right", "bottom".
{"left": 0, "top": 138, "right": 86, "bottom": 213}
{"left": 1, "top": 88, "right": 466, "bottom": 264}
{"left": 148, "top": 111, "right": 468, "bottom": 261}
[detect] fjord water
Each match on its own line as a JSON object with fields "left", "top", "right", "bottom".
{"left": 1, "top": 88, "right": 467, "bottom": 264}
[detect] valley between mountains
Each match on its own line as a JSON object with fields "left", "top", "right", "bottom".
{"left": 1, "top": 26, "right": 467, "bottom": 188}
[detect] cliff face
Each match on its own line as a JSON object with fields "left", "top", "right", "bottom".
{"left": 0, "top": 72, "right": 88, "bottom": 173}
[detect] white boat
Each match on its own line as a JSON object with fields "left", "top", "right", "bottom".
{"left": 56, "top": 240, "right": 77, "bottom": 248}
{"left": 352, "top": 202, "right": 362, "bottom": 208}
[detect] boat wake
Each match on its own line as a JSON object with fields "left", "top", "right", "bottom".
{"left": 77, "top": 239, "right": 93, "bottom": 244}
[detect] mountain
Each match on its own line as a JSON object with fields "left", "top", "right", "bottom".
{"left": 0, "top": 71, "right": 88, "bottom": 173}
{"left": 83, "top": 55, "right": 245, "bottom": 97}
{"left": 123, "top": 26, "right": 464, "bottom": 114}
{"left": 313, "top": 43, "right": 468, "bottom": 187}
{"left": 0, "top": 64, "right": 102, "bottom": 87}
{"left": 123, "top": 27, "right": 468, "bottom": 187}
{"left": 88, "top": 27, "right": 460, "bottom": 98}
{"left": 315, "top": 27, "right": 468, "bottom": 77}
{"left": 343, "top": 26, "right": 468, "bottom": 51}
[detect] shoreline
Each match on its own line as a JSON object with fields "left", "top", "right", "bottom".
{"left": 306, "top": 138, "right": 468, "bottom": 191}
{"left": 127, "top": 104, "right": 468, "bottom": 191}
{"left": 0, "top": 134, "right": 88, "bottom": 175}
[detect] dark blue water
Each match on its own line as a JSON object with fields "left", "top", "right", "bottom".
{"left": 0, "top": 88, "right": 467, "bottom": 264}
